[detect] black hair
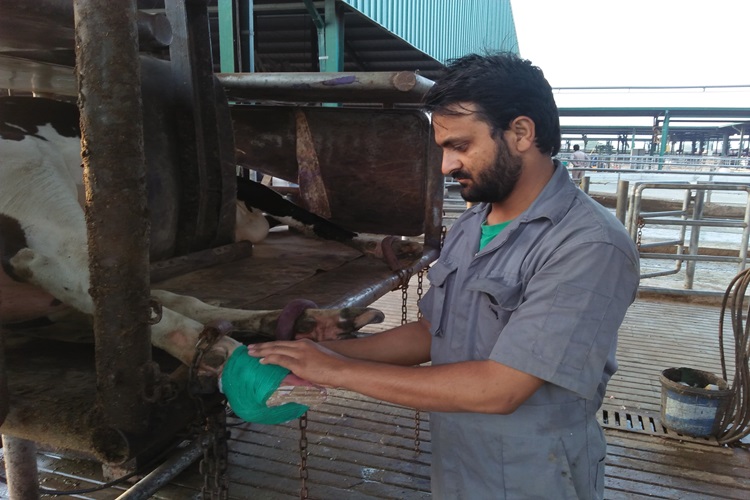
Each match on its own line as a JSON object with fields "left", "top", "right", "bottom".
{"left": 573, "top": 144, "right": 580, "bottom": 151}
{"left": 423, "top": 52, "right": 561, "bottom": 157}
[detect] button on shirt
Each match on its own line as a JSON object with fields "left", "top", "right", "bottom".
{"left": 420, "top": 160, "right": 640, "bottom": 499}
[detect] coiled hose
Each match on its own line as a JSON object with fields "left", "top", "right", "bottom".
{"left": 717, "top": 267, "right": 750, "bottom": 445}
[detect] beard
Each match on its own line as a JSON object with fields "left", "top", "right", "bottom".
{"left": 453, "top": 138, "right": 523, "bottom": 204}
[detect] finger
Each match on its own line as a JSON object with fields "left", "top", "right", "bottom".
{"left": 257, "top": 353, "right": 297, "bottom": 370}
{"left": 247, "top": 341, "right": 295, "bottom": 357}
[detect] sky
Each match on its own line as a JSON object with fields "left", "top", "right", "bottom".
{"left": 510, "top": 0, "right": 750, "bottom": 111}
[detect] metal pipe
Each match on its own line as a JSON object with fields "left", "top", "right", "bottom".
{"left": 580, "top": 176, "right": 590, "bottom": 194}
{"left": 326, "top": 248, "right": 440, "bottom": 309}
{"left": 115, "top": 440, "right": 203, "bottom": 500}
{"left": 248, "top": 0, "right": 255, "bottom": 72}
{"left": 303, "top": 0, "right": 326, "bottom": 71}
{"left": 658, "top": 110, "right": 670, "bottom": 169}
{"left": 642, "top": 253, "right": 740, "bottom": 263}
{"left": 0, "top": 0, "right": 171, "bottom": 49}
{"left": 738, "top": 186, "right": 750, "bottom": 271}
{"left": 638, "top": 240, "right": 684, "bottom": 249}
{"left": 639, "top": 219, "right": 745, "bottom": 228}
{"left": 217, "top": 71, "right": 434, "bottom": 103}
{"left": 685, "top": 188, "right": 705, "bottom": 289}
{"left": 218, "top": 0, "right": 235, "bottom": 73}
{"left": 2, "top": 435, "right": 39, "bottom": 500}
{"left": 74, "top": 0, "right": 152, "bottom": 434}
{"left": 615, "top": 180, "right": 628, "bottom": 225}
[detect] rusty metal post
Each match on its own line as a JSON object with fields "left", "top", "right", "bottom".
{"left": 73, "top": 0, "right": 152, "bottom": 434}
{"left": 2, "top": 435, "right": 39, "bottom": 500}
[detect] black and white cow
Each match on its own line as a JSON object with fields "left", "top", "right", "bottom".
{"left": 0, "top": 96, "right": 385, "bottom": 388}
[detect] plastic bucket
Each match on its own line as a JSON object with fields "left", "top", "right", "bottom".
{"left": 660, "top": 367, "right": 732, "bottom": 437}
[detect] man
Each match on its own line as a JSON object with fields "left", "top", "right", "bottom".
{"left": 570, "top": 144, "right": 590, "bottom": 180}
{"left": 249, "top": 52, "right": 640, "bottom": 499}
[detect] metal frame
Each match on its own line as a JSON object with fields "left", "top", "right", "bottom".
{"left": 628, "top": 182, "right": 750, "bottom": 290}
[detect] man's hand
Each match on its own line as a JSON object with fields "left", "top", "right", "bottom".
{"left": 248, "top": 339, "right": 347, "bottom": 388}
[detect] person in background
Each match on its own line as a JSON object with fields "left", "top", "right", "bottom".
{"left": 570, "top": 143, "right": 590, "bottom": 181}
{"left": 249, "top": 52, "right": 640, "bottom": 499}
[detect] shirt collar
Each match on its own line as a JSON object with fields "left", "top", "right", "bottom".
{"left": 464, "top": 159, "right": 577, "bottom": 227}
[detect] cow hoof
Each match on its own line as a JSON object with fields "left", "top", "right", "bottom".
{"left": 347, "top": 307, "right": 385, "bottom": 329}
{"left": 276, "top": 299, "right": 318, "bottom": 340}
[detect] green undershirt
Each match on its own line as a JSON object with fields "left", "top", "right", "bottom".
{"left": 479, "top": 219, "right": 512, "bottom": 250}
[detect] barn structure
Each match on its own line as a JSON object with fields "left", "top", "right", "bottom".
{"left": 0, "top": 0, "right": 518, "bottom": 497}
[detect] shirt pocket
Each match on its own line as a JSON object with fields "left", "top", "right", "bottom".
{"left": 465, "top": 277, "right": 523, "bottom": 356}
{"left": 424, "top": 260, "right": 458, "bottom": 338}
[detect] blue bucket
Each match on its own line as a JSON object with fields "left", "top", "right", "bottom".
{"left": 660, "top": 367, "right": 732, "bottom": 438}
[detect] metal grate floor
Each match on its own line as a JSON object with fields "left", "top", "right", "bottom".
{"left": 599, "top": 405, "right": 720, "bottom": 445}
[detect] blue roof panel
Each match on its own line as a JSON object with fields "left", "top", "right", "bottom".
{"left": 342, "top": 0, "right": 519, "bottom": 64}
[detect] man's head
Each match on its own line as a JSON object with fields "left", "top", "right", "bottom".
{"left": 424, "top": 52, "right": 560, "bottom": 204}
{"left": 573, "top": 144, "right": 580, "bottom": 151}
{"left": 424, "top": 52, "right": 561, "bottom": 157}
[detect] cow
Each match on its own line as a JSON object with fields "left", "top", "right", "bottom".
{"left": 0, "top": 96, "right": 387, "bottom": 405}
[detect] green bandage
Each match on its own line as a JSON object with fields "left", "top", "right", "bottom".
{"left": 221, "top": 346, "right": 308, "bottom": 425}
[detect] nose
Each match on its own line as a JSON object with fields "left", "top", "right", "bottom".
{"left": 441, "top": 151, "right": 460, "bottom": 176}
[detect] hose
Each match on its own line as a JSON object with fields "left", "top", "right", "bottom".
{"left": 717, "top": 267, "right": 750, "bottom": 445}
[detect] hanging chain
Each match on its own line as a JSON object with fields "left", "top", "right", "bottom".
{"left": 189, "top": 322, "right": 232, "bottom": 500}
{"left": 416, "top": 270, "right": 424, "bottom": 318}
{"left": 413, "top": 269, "right": 425, "bottom": 454}
{"left": 198, "top": 407, "right": 230, "bottom": 500}
{"left": 400, "top": 278, "right": 409, "bottom": 325}
{"left": 298, "top": 412, "right": 309, "bottom": 499}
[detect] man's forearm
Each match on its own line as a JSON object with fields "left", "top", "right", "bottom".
{"left": 333, "top": 358, "right": 544, "bottom": 414}
{"left": 321, "top": 318, "right": 432, "bottom": 366}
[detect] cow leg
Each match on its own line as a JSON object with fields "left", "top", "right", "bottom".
{"left": 10, "top": 249, "right": 319, "bottom": 405}
{"left": 151, "top": 289, "right": 384, "bottom": 341}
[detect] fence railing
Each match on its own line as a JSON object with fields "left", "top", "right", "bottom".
{"left": 627, "top": 182, "right": 750, "bottom": 291}
{"left": 558, "top": 153, "right": 750, "bottom": 171}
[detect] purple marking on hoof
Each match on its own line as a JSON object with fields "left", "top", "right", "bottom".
{"left": 381, "top": 236, "right": 402, "bottom": 271}
{"left": 275, "top": 299, "right": 319, "bottom": 340}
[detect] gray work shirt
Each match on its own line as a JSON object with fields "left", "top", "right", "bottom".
{"left": 420, "top": 160, "right": 640, "bottom": 499}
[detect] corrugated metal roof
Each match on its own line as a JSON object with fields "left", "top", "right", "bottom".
{"left": 342, "top": 0, "right": 519, "bottom": 64}
{"left": 0, "top": 0, "right": 520, "bottom": 96}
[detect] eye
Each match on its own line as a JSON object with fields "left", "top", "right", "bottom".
{"left": 452, "top": 143, "right": 468, "bottom": 152}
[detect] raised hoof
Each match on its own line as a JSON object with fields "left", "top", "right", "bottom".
{"left": 348, "top": 307, "right": 385, "bottom": 330}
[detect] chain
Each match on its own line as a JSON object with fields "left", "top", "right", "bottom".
{"left": 401, "top": 280, "right": 409, "bottom": 325}
{"left": 414, "top": 269, "right": 426, "bottom": 454}
{"left": 416, "top": 269, "right": 424, "bottom": 319}
{"left": 189, "top": 322, "right": 233, "bottom": 500}
{"left": 299, "top": 412, "right": 309, "bottom": 499}
{"left": 198, "top": 408, "right": 230, "bottom": 500}
{"left": 440, "top": 225, "right": 447, "bottom": 249}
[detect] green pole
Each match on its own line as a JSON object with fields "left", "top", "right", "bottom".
{"left": 218, "top": 0, "right": 235, "bottom": 73}
{"left": 303, "top": 0, "right": 326, "bottom": 71}
{"left": 323, "top": 0, "right": 344, "bottom": 72}
{"left": 658, "top": 110, "right": 670, "bottom": 170}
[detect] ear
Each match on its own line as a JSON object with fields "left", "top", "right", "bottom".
{"left": 505, "top": 116, "right": 536, "bottom": 154}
